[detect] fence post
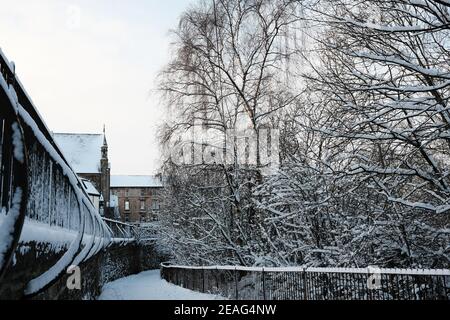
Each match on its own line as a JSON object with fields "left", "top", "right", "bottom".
{"left": 303, "top": 268, "right": 309, "bottom": 300}
{"left": 367, "top": 269, "right": 373, "bottom": 300}
{"left": 216, "top": 266, "right": 219, "bottom": 295}
{"left": 235, "top": 267, "right": 238, "bottom": 300}
{"left": 262, "top": 268, "right": 266, "bottom": 300}
{"left": 202, "top": 267, "right": 205, "bottom": 293}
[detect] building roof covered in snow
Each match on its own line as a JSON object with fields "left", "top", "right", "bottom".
{"left": 81, "top": 179, "right": 100, "bottom": 196}
{"left": 53, "top": 133, "right": 105, "bottom": 174}
{"left": 110, "top": 175, "right": 163, "bottom": 188}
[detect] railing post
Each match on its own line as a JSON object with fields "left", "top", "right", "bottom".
{"left": 234, "top": 267, "right": 238, "bottom": 300}
{"left": 262, "top": 268, "right": 266, "bottom": 300}
{"left": 303, "top": 268, "right": 309, "bottom": 300}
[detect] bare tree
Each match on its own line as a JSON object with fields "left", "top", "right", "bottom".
{"left": 157, "top": 0, "right": 302, "bottom": 266}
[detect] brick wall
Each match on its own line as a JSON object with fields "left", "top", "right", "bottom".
{"left": 111, "top": 187, "right": 163, "bottom": 223}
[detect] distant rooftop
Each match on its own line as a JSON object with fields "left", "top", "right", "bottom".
{"left": 53, "top": 133, "right": 105, "bottom": 174}
{"left": 110, "top": 175, "right": 163, "bottom": 188}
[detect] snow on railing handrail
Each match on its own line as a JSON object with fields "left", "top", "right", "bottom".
{"left": 0, "top": 48, "right": 14, "bottom": 71}
{"left": 160, "top": 263, "right": 450, "bottom": 276}
{"left": 102, "top": 217, "right": 136, "bottom": 228}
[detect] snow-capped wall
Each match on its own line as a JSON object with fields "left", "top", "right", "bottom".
{"left": 0, "top": 241, "right": 166, "bottom": 300}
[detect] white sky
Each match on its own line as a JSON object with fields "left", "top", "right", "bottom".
{"left": 0, "top": 0, "right": 193, "bottom": 175}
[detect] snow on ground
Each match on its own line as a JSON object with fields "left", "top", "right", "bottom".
{"left": 98, "top": 270, "right": 224, "bottom": 300}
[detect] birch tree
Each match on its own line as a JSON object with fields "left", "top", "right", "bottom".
{"left": 158, "top": 0, "right": 302, "bottom": 265}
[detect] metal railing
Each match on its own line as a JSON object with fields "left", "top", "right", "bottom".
{"left": 102, "top": 217, "right": 136, "bottom": 240}
{"left": 160, "top": 264, "right": 450, "bottom": 300}
{"left": 0, "top": 50, "right": 121, "bottom": 296}
{"left": 0, "top": 53, "right": 27, "bottom": 280}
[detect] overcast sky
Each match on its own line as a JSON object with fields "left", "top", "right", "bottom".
{"left": 0, "top": 0, "right": 193, "bottom": 175}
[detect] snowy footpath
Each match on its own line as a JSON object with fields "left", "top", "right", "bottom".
{"left": 98, "top": 270, "right": 223, "bottom": 300}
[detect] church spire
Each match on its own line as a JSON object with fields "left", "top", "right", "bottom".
{"left": 101, "top": 125, "right": 108, "bottom": 159}
{"left": 100, "top": 125, "right": 110, "bottom": 214}
{"left": 103, "top": 124, "right": 107, "bottom": 146}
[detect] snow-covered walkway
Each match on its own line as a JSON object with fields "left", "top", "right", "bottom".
{"left": 98, "top": 270, "right": 223, "bottom": 300}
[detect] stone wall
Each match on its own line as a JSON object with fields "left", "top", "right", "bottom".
{"left": 0, "top": 240, "right": 169, "bottom": 300}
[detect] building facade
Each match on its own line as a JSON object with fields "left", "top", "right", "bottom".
{"left": 53, "top": 130, "right": 112, "bottom": 216}
{"left": 110, "top": 175, "right": 163, "bottom": 223}
{"left": 80, "top": 178, "right": 101, "bottom": 210}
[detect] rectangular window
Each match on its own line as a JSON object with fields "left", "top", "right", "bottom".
{"left": 125, "top": 200, "right": 130, "bottom": 211}
{"left": 140, "top": 200, "right": 145, "bottom": 211}
{"left": 152, "top": 200, "right": 160, "bottom": 211}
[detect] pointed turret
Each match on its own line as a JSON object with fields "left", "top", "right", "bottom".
{"left": 100, "top": 125, "right": 110, "bottom": 215}
{"left": 101, "top": 124, "right": 108, "bottom": 159}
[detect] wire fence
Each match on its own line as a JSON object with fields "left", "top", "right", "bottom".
{"left": 161, "top": 264, "right": 450, "bottom": 300}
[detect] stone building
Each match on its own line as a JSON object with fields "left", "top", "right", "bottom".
{"left": 110, "top": 175, "right": 163, "bottom": 223}
{"left": 53, "top": 130, "right": 112, "bottom": 214}
{"left": 80, "top": 178, "right": 101, "bottom": 210}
